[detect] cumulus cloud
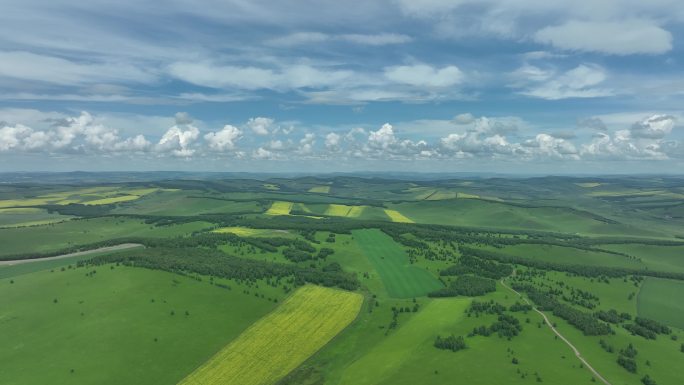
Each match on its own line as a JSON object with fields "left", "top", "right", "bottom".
{"left": 534, "top": 20, "right": 673, "bottom": 55}
{"left": 246, "top": 117, "right": 274, "bottom": 136}
{"left": 325, "top": 132, "right": 341, "bottom": 151}
{"left": 204, "top": 125, "right": 242, "bottom": 151}
{"left": 156, "top": 119, "right": 200, "bottom": 157}
{"left": 630, "top": 114, "right": 675, "bottom": 139}
{"left": 453, "top": 113, "right": 476, "bottom": 125}
{"left": 384, "top": 64, "right": 463, "bottom": 87}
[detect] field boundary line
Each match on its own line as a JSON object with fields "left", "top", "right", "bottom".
{"left": 500, "top": 279, "right": 612, "bottom": 385}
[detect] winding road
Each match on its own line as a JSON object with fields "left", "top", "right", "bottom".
{"left": 500, "top": 279, "right": 612, "bottom": 385}
{"left": 0, "top": 243, "right": 143, "bottom": 266}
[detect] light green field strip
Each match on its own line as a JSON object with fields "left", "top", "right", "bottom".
{"left": 178, "top": 285, "right": 363, "bottom": 385}
{"left": 325, "top": 204, "right": 353, "bottom": 216}
{"left": 575, "top": 182, "right": 602, "bottom": 188}
{"left": 265, "top": 201, "right": 293, "bottom": 215}
{"left": 82, "top": 195, "right": 141, "bottom": 205}
{"left": 353, "top": 229, "right": 442, "bottom": 298}
{"left": 384, "top": 209, "right": 414, "bottom": 223}
{"left": 213, "top": 226, "right": 294, "bottom": 238}
{"left": 347, "top": 205, "right": 365, "bottom": 217}
{"left": 339, "top": 298, "right": 469, "bottom": 385}
{"left": 637, "top": 278, "right": 684, "bottom": 330}
{"left": 308, "top": 186, "right": 330, "bottom": 193}
{"left": 457, "top": 192, "right": 480, "bottom": 199}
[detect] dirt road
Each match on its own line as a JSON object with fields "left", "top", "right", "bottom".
{"left": 0, "top": 243, "right": 143, "bottom": 266}
{"left": 500, "top": 279, "right": 612, "bottom": 385}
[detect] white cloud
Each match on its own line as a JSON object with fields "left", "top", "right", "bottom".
{"left": 246, "top": 117, "right": 274, "bottom": 136}
{"left": 534, "top": 20, "right": 673, "bottom": 55}
{"left": 630, "top": 114, "right": 675, "bottom": 139}
{"left": 268, "top": 32, "right": 412, "bottom": 46}
{"left": 156, "top": 123, "right": 200, "bottom": 157}
{"left": 514, "top": 64, "right": 613, "bottom": 100}
{"left": 299, "top": 133, "right": 315, "bottom": 154}
{"left": 0, "top": 51, "right": 154, "bottom": 85}
{"left": 453, "top": 113, "right": 476, "bottom": 125}
{"left": 325, "top": 132, "right": 341, "bottom": 150}
{"left": 204, "top": 125, "right": 242, "bottom": 151}
{"left": 168, "top": 62, "right": 353, "bottom": 91}
{"left": 384, "top": 64, "right": 463, "bottom": 87}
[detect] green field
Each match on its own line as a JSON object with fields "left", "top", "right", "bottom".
{"left": 178, "top": 285, "right": 363, "bottom": 385}
{"left": 353, "top": 229, "right": 442, "bottom": 298}
{"left": 638, "top": 278, "right": 684, "bottom": 329}
{"left": 0, "top": 218, "right": 211, "bottom": 258}
{"left": 479, "top": 244, "right": 646, "bottom": 269}
{"left": 0, "top": 265, "right": 279, "bottom": 385}
{"left": 0, "top": 207, "right": 74, "bottom": 228}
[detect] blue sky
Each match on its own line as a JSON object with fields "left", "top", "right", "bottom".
{"left": 1, "top": 0, "right": 683, "bottom": 173}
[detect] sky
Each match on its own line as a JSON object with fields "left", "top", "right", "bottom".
{"left": 1, "top": 0, "right": 683, "bottom": 174}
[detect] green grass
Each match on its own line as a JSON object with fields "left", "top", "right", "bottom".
{"left": 0, "top": 246, "right": 144, "bottom": 280}
{"left": 0, "top": 207, "right": 74, "bottom": 228}
{"left": 390, "top": 200, "right": 654, "bottom": 236}
{"left": 114, "top": 192, "right": 263, "bottom": 216}
{"left": 0, "top": 265, "right": 280, "bottom": 385}
{"left": 600, "top": 244, "right": 684, "bottom": 274}
{"left": 479, "top": 244, "right": 646, "bottom": 270}
{"left": 352, "top": 229, "right": 442, "bottom": 298}
{"left": 638, "top": 278, "right": 684, "bottom": 329}
{"left": 0, "top": 218, "right": 212, "bottom": 257}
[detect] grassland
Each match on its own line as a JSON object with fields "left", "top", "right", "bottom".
{"left": 0, "top": 265, "right": 279, "bottom": 385}
{"left": 177, "top": 285, "right": 363, "bottom": 385}
{"left": 266, "top": 201, "right": 294, "bottom": 215}
{"left": 383, "top": 209, "right": 413, "bottom": 223}
{"left": 0, "top": 207, "right": 74, "bottom": 228}
{"left": 0, "top": 218, "right": 211, "bottom": 257}
{"left": 353, "top": 229, "right": 442, "bottom": 298}
{"left": 638, "top": 278, "right": 684, "bottom": 329}
{"left": 479, "top": 244, "right": 646, "bottom": 269}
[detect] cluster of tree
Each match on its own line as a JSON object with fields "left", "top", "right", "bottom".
{"left": 641, "top": 375, "right": 658, "bottom": 385}
{"left": 86, "top": 247, "right": 359, "bottom": 291}
{"left": 595, "top": 309, "right": 631, "bottom": 324}
{"left": 467, "top": 300, "right": 506, "bottom": 316}
{"left": 469, "top": 314, "right": 522, "bottom": 339}
{"left": 461, "top": 246, "right": 684, "bottom": 281}
{"left": 440, "top": 254, "right": 513, "bottom": 280}
{"left": 509, "top": 302, "right": 533, "bottom": 312}
{"left": 624, "top": 317, "right": 671, "bottom": 339}
{"left": 616, "top": 343, "right": 639, "bottom": 374}
{"left": 428, "top": 275, "right": 496, "bottom": 297}
{"left": 325, "top": 233, "right": 336, "bottom": 243}
{"left": 512, "top": 284, "right": 612, "bottom": 336}
{"left": 434, "top": 335, "right": 467, "bottom": 352}
{"left": 599, "top": 339, "right": 614, "bottom": 353}
{"left": 43, "top": 203, "right": 115, "bottom": 217}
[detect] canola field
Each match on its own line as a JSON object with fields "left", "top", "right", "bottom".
{"left": 177, "top": 285, "right": 363, "bottom": 385}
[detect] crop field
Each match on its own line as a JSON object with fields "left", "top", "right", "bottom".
{"left": 353, "top": 229, "right": 442, "bottom": 298}
{"left": 383, "top": 209, "right": 413, "bottom": 223}
{"left": 213, "top": 226, "right": 296, "bottom": 238}
{"left": 265, "top": 201, "right": 294, "bottom": 215}
{"left": 177, "top": 285, "right": 363, "bottom": 385}
{"left": 638, "top": 278, "right": 684, "bottom": 329}
{"left": 309, "top": 186, "right": 331, "bottom": 193}
{"left": 0, "top": 218, "right": 212, "bottom": 258}
{"left": 0, "top": 265, "right": 279, "bottom": 385}
{"left": 324, "top": 204, "right": 368, "bottom": 217}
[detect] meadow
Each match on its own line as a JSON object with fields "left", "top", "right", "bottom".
{"left": 0, "top": 264, "right": 280, "bottom": 385}
{"left": 353, "top": 229, "right": 442, "bottom": 298}
{"left": 2, "top": 174, "right": 684, "bottom": 385}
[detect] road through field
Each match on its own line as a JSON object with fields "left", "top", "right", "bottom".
{"left": 0, "top": 243, "right": 143, "bottom": 266}
{"left": 500, "top": 279, "right": 612, "bottom": 385}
